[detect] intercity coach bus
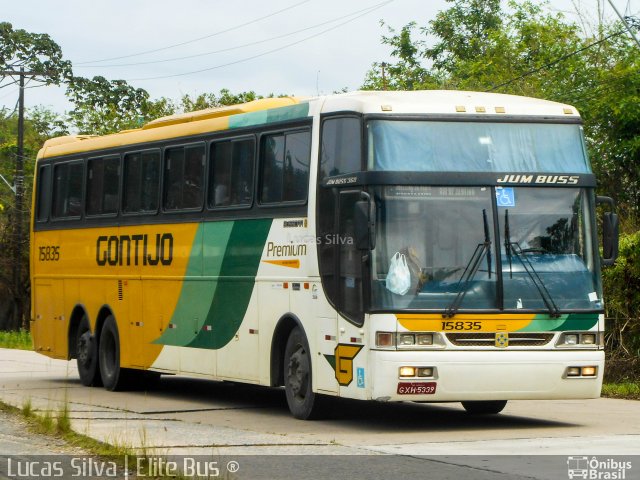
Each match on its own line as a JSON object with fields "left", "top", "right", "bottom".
{"left": 30, "top": 91, "right": 618, "bottom": 419}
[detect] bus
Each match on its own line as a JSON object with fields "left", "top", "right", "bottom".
{"left": 30, "top": 90, "right": 618, "bottom": 419}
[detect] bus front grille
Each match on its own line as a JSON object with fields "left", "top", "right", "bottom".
{"left": 445, "top": 332, "right": 555, "bottom": 347}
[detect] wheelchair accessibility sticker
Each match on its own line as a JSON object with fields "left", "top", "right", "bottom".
{"left": 496, "top": 187, "right": 516, "bottom": 207}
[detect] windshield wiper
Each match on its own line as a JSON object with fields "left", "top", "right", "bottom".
{"left": 443, "top": 209, "right": 491, "bottom": 318}
{"left": 504, "top": 210, "right": 561, "bottom": 317}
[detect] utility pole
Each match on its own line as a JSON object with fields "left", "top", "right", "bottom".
{"left": 381, "top": 62, "right": 388, "bottom": 91}
{"left": 15, "top": 69, "right": 25, "bottom": 329}
{"left": 607, "top": 0, "right": 640, "bottom": 48}
{"left": 0, "top": 68, "right": 40, "bottom": 330}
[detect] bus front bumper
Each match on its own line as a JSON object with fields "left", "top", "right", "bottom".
{"left": 370, "top": 349, "right": 604, "bottom": 402}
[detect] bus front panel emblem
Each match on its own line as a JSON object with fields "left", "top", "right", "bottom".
{"left": 495, "top": 332, "right": 509, "bottom": 348}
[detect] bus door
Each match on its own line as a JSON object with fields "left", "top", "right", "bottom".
{"left": 336, "top": 190, "right": 367, "bottom": 398}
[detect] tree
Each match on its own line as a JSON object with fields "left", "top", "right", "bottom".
{"left": 66, "top": 76, "right": 175, "bottom": 135}
{"left": 362, "top": 22, "right": 439, "bottom": 90}
{"left": 178, "top": 88, "right": 261, "bottom": 112}
{"left": 1, "top": 23, "right": 72, "bottom": 331}
{"left": 0, "top": 22, "right": 72, "bottom": 87}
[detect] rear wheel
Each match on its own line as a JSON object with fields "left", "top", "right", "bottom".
{"left": 98, "top": 315, "right": 131, "bottom": 391}
{"left": 76, "top": 316, "right": 101, "bottom": 387}
{"left": 284, "top": 327, "right": 323, "bottom": 420}
{"left": 461, "top": 400, "right": 507, "bottom": 414}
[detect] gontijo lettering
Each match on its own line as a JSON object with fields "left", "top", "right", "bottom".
{"left": 96, "top": 233, "right": 173, "bottom": 266}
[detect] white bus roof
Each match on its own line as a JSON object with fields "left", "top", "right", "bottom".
{"left": 318, "top": 90, "right": 579, "bottom": 117}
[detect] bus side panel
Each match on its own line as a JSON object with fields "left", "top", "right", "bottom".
{"left": 32, "top": 281, "right": 64, "bottom": 358}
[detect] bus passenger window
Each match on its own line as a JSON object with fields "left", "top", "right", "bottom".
{"left": 163, "top": 144, "right": 205, "bottom": 211}
{"left": 86, "top": 156, "right": 120, "bottom": 216}
{"left": 52, "top": 161, "right": 84, "bottom": 219}
{"left": 123, "top": 151, "right": 160, "bottom": 214}
{"left": 260, "top": 130, "right": 310, "bottom": 204}
{"left": 36, "top": 165, "right": 52, "bottom": 222}
{"left": 209, "top": 138, "right": 255, "bottom": 208}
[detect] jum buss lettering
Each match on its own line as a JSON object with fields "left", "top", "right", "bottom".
{"left": 96, "top": 234, "right": 173, "bottom": 266}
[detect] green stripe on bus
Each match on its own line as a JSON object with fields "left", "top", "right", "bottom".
{"left": 228, "top": 103, "right": 310, "bottom": 129}
{"left": 518, "top": 313, "right": 599, "bottom": 332}
{"left": 154, "top": 222, "right": 235, "bottom": 346}
{"left": 187, "top": 218, "right": 272, "bottom": 349}
{"left": 551, "top": 313, "right": 599, "bottom": 331}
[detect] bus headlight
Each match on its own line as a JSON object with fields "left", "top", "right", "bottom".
{"left": 398, "top": 334, "right": 415, "bottom": 346}
{"left": 556, "top": 332, "right": 600, "bottom": 348}
{"left": 565, "top": 334, "right": 579, "bottom": 345}
{"left": 374, "top": 331, "right": 444, "bottom": 350}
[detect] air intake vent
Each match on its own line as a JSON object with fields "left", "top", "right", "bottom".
{"left": 117, "top": 280, "right": 123, "bottom": 301}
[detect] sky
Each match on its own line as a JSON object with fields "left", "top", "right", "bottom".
{"left": 1, "top": 0, "right": 638, "bottom": 114}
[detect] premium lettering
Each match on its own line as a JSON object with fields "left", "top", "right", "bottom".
{"left": 266, "top": 242, "right": 307, "bottom": 257}
{"left": 96, "top": 233, "right": 173, "bottom": 266}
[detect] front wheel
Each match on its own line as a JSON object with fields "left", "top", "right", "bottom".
{"left": 461, "top": 400, "right": 508, "bottom": 414}
{"left": 284, "top": 327, "right": 323, "bottom": 420}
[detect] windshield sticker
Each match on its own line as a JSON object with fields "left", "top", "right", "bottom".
{"left": 496, "top": 187, "right": 516, "bottom": 207}
{"left": 588, "top": 292, "right": 599, "bottom": 302}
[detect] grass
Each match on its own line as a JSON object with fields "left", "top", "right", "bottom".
{"left": 1, "top": 399, "right": 195, "bottom": 479}
{"left": 1, "top": 399, "right": 136, "bottom": 468}
{"left": 0, "top": 330, "right": 32, "bottom": 350}
{"left": 602, "top": 382, "right": 640, "bottom": 400}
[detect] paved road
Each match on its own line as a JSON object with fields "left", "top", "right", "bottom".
{"left": 0, "top": 348, "right": 638, "bottom": 479}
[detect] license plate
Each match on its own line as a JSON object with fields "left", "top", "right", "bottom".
{"left": 397, "top": 382, "right": 437, "bottom": 395}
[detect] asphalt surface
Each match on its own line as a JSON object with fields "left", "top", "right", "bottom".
{"left": 0, "top": 348, "right": 638, "bottom": 479}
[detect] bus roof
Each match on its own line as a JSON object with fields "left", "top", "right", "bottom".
{"left": 37, "top": 90, "right": 580, "bottom": 161}
{"left": 319, "top": 90, "right": 580, "bottom": 117}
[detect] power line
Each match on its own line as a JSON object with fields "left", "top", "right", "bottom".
{"left": 76, "top": 0, "right": 313, "bottom": 65}
{"left": 75, "top": 3, "right": 388, "bottom": 69}
{"left": 486, "top": 29, "right": 626, "bottom": 92}
{"left": 128, "top": 0, "right": 394, "bottom": 82}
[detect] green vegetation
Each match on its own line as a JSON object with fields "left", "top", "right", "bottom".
{"left": 602, "top": 382, "right": 640, "bottom": 400}
{"left": 0, "top": 330, "right": 32, "bottom": 349}
{"left": 1, "top": 399, "right": 205, "bottom": 479}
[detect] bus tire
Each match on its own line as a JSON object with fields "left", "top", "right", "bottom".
{"left": 98, "top": 315, "right": 130, "bottom": 391}
{"left": 461, "top": 400, "right": 507, "bottom": 414}
{"left": 284, "top": 327, "right": 323, "bottom": 420}
{"left": 76, "top": 316, "right": 101, "bottom": 387}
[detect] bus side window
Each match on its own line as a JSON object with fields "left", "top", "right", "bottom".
{"left": 209, "top": 138, "right": 255, "bottom": 208}
{"left": 123, "top": 151, "right": 160, "bottom": 214}
{"left": 86, "top": 156, "right": 120, "bottom": 216}
{"left": 163, "top": 144, "right": 204, "bottom": 211}
{"left": 52, "top": 161, "right": 84, "bottom": 219}
{"left": 36, "top": 164, "right": 52, "bottom": 222}
{"left": 319, "top": 117, "right": 361, "bottom": 181}
{"left": 260, "top": 130, "right": 310, "bottom": 204}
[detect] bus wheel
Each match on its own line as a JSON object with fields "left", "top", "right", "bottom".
{"left": 284, "top": 327, "right": 321, "bottom": 420}
{"left": 461, "top": 400, "right": 507, "bottom": 414}
{"left": 76, "top": 316, "right": 101, "bottom": 387}
{"left": 98, "top": 315, "right": 129, "bottom": 391}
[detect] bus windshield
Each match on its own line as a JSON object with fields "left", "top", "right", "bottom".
{"left": 370, "top": 186, "right": 602, "bottom": 313}
{"left": 367, "top": 120, "right": 591, "bottom": 173}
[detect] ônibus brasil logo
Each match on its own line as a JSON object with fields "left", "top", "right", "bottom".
{"left": 567, "top": 456, "right": 633, "bottom": 480}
